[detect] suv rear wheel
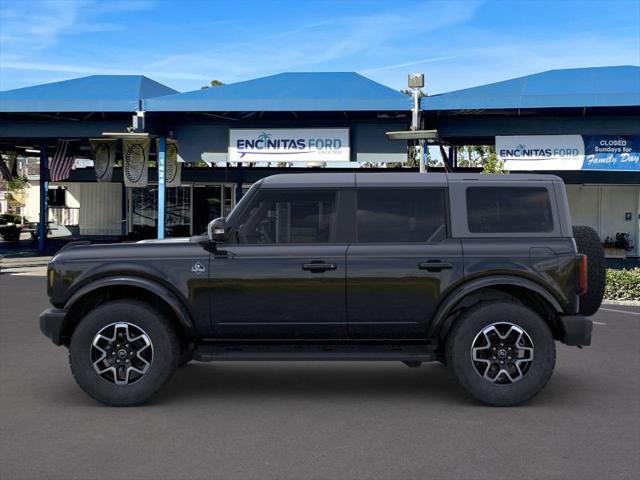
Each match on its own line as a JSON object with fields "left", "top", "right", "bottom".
{"left": 446, "top": 301, "right": 555, "bottom": 406}
{"left": 69, "top": 300, "right": 180, "bottom": 406}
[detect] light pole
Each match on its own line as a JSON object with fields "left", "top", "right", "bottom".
{"left": 408, "top": 73, "right": 425, "bottom": 172}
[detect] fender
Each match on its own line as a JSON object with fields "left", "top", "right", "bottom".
{"left": 64, "top": 275, "right": 196, "bottom": 337}
{"left": 427, "top": 275, "right": 565, "bottom": 338}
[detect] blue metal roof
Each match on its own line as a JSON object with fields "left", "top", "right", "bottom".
{"left": 0, "top": 75, "right": 178, "bottom": 113}
{"left": 145, "top": 72, "right": 411, "bottom": 112}
{"left": 422, "top": 66, "right": 640, "bottom": 111}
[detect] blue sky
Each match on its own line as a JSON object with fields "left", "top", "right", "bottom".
{"left": 0, "top": 0, "right": 638, "bottom": 94}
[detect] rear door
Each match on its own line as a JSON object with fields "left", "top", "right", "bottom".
{"left": 346, "top": 187, "right": 463, "bottom": 338}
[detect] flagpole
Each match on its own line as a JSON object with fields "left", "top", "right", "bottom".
{"left": 38, "top": 144, "right": 48, "bottom": 254}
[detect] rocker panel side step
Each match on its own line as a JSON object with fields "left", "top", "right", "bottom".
{"left": 193, "top": 341, "right": 438, "bottom": 362}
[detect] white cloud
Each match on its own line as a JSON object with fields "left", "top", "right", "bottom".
{"left": 418, "top": 31, "right": 640, "bottom": 94}
{"left": 1, "top": 0, "right": 637, "bottom": 95}
{"left": 361, "top": 56, "right": 459, "bottom": 74}
{"left": 0, "top": 0, "right": 153, "bottom": 57}
{"left": 0, "top": 59, "right": 209, "bottom": 81}
{"left": 133, "top": 1, "right": 484, "bottom": 90}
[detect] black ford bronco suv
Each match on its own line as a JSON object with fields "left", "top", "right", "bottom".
{"left": 40, "top": 173, "right": 605, "bottom": 407}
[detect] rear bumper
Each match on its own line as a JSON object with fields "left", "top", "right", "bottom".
{"left": 558, "top": 314, "right": 593, "bottom": 346}
{"left": 39, "top": 308, "right": 67, "bottom": 346}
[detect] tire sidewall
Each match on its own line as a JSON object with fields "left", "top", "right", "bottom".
{"left": 446, "top": 302, "right": 556, "bottom": 406}
{"left": 573, "top": 225, "right": 606, "bottom": 316}
{"left": 69, "top": 300, "right": 179, "bottom": 406}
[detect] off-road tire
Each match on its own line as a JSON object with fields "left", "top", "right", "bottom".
{"left": 572, "top": 225, "right": 606, "bottom": 316}
{"left": 69, "top": 300, "right": 180, "bottom": 406}
{"left": 446, "top": 301, "right": 555, "bottom": 406}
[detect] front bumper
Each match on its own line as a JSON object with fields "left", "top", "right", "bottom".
{"left": 39, "top": 308, "right": 67, "bottom": 346}
{"left": 557, "top": 314, "right": 593, "bottom": 346}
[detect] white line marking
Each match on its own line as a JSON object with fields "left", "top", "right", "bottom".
{"left": 592, "top": 321, "right": 607, "bottom": 325}
{"left": 600, "top": 308, "right": 640, "bottom": 316}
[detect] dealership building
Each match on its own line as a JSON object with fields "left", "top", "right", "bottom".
{"left": 0, "top": 65, "right": 638, "bottom": 257}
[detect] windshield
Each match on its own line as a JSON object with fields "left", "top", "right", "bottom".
{"left": 226, "top": 180, "right": 262, "bottom": 226}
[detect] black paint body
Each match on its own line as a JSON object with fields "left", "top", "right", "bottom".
{"left": 43, "top": 173, "right": 585, "bottom": 346}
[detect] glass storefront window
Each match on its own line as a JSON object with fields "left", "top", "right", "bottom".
{"left": 223, "top": 185, "right": 233, "bottom": 216}
{"left": 128, "top": 183, "right": 238, "bottom": 239}
{"left": 166, "top": 187, "right": 191, "bottom": 237}
{"left": 130, "top": 186, "right": 192, "bottom": 239}
{"left": 130, "top": 187, "right": 158, "bottom": 239}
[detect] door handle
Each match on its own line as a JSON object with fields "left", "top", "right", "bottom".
{"left": 302, "top": 262, "right": 337, "bottom": 273}
{"left": 418, "top": 261, "right": 453, "bottom": 272}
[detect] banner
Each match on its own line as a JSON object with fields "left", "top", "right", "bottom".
{"left": 90, "top": 139, "right": 116, "bottom": 182}
{"left": 122, "top": 138, "right": 149, "bottom": 187}
{"left": 229, "top": 128, "right": 350, "bottom": 162}
{"left": 156, "top": 138, "right": 181, "bottom": 187}
{"left": 5, "top": 151, "right": 17, "bottom": 176}
{"left": 582, "top": 136, "right": 640, "bottom": 171}
{"left": 496, "top": 135, "right": 585, "bottom": 170}
{"left": 0, "top": 151, "right": 17, "bottom": 180}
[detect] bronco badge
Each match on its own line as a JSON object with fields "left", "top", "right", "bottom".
{"left": 191, "top": 261, "right": 206, "bottom": 275}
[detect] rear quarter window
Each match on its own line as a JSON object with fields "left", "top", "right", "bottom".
{"left": 466, "top": 186, "right": 554, "bottom": 233}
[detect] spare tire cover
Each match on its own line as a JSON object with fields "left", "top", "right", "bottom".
{"left": 572, "top": 225, "right": 606, "bottom": 316}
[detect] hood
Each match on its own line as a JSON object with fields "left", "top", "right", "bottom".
{"left": 136, "top": 237, "right": 191, "bottom": 244}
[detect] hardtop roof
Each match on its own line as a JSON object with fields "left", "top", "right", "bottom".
{"left": 260, "top": 172, "right": 562, "bottom": 188}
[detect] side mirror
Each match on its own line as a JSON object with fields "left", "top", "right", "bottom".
{"left": 207, "top": 217, "right": 226, "bottom": 243}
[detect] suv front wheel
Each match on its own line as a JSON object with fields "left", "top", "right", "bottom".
{"left": 69, "top": 300, "right": 180, "bottom": 406}
{"left": 446, "top": 301, "right": 556, "bottom": 406}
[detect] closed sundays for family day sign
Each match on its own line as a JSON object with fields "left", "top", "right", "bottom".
{"left": 229, "top": 128, "right": 350, "bottom": 162}
{"left": 497, "top": 135, "right": 640, "bottom": 171}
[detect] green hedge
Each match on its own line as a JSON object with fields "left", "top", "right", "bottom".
{"left": 605, "top": 268, "right": 640, "bottom": 301}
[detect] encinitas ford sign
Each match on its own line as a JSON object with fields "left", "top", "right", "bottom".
{"left": 497, "top": 135, "right": 640, "bottom": 171}
{"left": 229, "top": 128, "right": 350, "bottom": 162}
{"left": 497, "top": 135, "right": 585, "bottom": 170}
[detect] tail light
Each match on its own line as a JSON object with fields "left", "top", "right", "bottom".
{"left": 578, "top": 255, "right": 588, "bottom": 295}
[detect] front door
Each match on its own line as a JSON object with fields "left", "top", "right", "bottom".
{"left": 347, "top": 187, "right": 463, "bottom": 338}
{"left": 210, "top": 188, "right": 348, "bottom": 339}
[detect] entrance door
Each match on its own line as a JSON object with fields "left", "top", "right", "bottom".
{"left": 210, "top": 187, "right": 348, "bottom": 338}
{"left": 192, "top": 186, "right": 220, "bottom": 235}
{"left": 347, "top": 188, "right": 463, "bottom": 338}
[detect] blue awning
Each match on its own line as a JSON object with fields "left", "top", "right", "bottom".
{"left": 422, "top": 66, "right": 640, "bottom": 111}
{"left": 145, "top": 72, "right": 411, "bottom": 112}
{"left": 0, "top": 75, "right": 178, "bottom": 113}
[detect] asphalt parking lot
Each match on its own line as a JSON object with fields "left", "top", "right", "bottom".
{"left": 1, "top": 272, "right": 638, "bottom": 480}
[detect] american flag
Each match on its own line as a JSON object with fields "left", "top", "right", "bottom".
{"left": 49, "top": 140, "right": 78, "bottom": 182}
{"left": 0, "top": 156, "right": 12, "bottom": 181}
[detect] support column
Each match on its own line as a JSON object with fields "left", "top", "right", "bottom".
{"left": 38, "top": 145, "right": 48, "bottom": 254}
{"left": 235, "top": 162, "right": 244, "bottom": 203}
{"left": 157, "top": 137, "right": 166, "bottom": 239}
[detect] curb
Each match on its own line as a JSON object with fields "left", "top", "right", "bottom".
{"left": 602, "top": 299, "right": 640, "bottom": 307}
{"left": 0, "top": 256, "right": 51, "bottom": 273}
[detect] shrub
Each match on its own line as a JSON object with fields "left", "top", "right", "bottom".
{"left": 605, "top": 268, "right": 640, "bottom": 301}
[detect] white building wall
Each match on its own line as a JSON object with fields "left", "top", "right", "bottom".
{"left": 566, "top": 185, "right": 640, "bottom": 256}
{"left": 22, "top": 181, "right": 40, "bottom": 222}
{"left": 64, "top": 184, "right": 81, "bottom": 208}
{"left": 78, "top": 182, "right": 122, "bottom": 235}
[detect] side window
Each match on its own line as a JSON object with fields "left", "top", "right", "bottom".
{"left": 235, "top": 189, "right": 337, "bottom": 244}
{"left": 466, "top": 187, "right": 554, "bottom": 233}
{"left": 356, "top": 188, "right": 447, "bottom": 243}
